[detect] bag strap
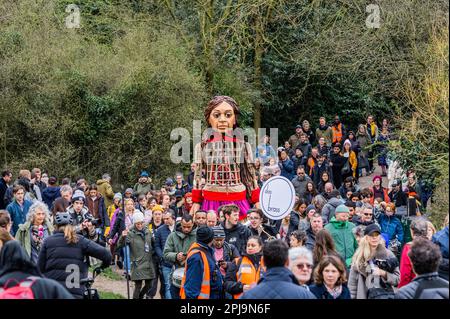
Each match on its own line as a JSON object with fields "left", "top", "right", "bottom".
{"left": 413, "top": 277, "right": 449, "bottom": 299}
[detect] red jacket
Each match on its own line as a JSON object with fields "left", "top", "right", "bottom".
{"left": 398, "top": 242, "right": 415, "bottom": 288}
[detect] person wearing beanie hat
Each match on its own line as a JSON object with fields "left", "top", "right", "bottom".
{"left": 370, "top": 175, "right": 390, "bottom": 206}
{"left": 325, "top": 202, "right": 358, "bottom": 268}
{"left": 104, "top": 193, "right": 123, "bottom": 237}
{"left": 211, "top": 225, "right": 239, "bottom": 290}
{"left": 342, "top": 136, "right": 357, "bottom": 181}
{"left": 133, "top": 171, "right": 156, "bottom": 198}
{"left": 180, "top": 226, "right": 223, "bottom": 299}
{"left": 71, "top": 189, "right": 86, "bottom": 204}
{"left": 117, "top": 207, "right": 156, "bottom": 299}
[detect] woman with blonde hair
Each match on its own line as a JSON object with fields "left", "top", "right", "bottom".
{"left": 38, "top": 212, "right": 111, "bottom": 299}
{"left": 348, "top": 224, "right": 400, "bottom": 299}
{"left": 16, "top": 201, "right": 54, "bottom": 264}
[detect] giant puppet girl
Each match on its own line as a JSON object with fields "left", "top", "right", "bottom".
{"left": 190, "top": 96, "right": 260, "bottom": 220}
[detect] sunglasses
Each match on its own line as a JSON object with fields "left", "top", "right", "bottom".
{"left": 363, "top": 213, "right": 373, "bottom": 216}
{"left": 296, "top": 263, "right": 313, "bottom": 270}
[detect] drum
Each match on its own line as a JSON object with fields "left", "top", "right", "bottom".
{"left": 172, "top": 267, "right": 185, "bottom": 288}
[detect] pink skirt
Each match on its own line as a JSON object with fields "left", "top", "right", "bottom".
{"left": 202, "top": 199, "right": 251, "bottom": 220}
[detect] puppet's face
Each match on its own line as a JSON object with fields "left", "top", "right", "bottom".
{"left": 208, "top": 102, "right": 236, "bottom": 133}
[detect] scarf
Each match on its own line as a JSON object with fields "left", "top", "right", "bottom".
{"left": 325, "top": 284, "right": 343, "bottom": 299}
{"left": 370, "top": 122, "right": 377, "bottom": 137}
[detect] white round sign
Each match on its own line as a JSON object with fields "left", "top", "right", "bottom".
{"left": 259, "top": 176, "right": 296, "bottom": 220}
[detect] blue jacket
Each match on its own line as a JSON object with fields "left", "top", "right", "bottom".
{"left": 279, "top": 158, "right": 295, "bottom": 181}
{"left": 42, "top": 186, "right": 61, "bottom": 210}
{"left": 183, "top": 242, "right": 223, "bottom": 299}
{"left": 154, "top": 224, "right": 174, "bottom": 268}
{"left": 309, "top": 283, "right": 351, "bottom": 299}
{"left": 256, "top": 144, "right": 276, "bottom": 165}
{"left": 240, "top": 267, "right": 316, "bottom": 299}
{"left": 378, "top": 213, "right": 404, "bottom": 243}
{"left": 6, "top": 199, "right": 33, "bottom": 236}
{"left": 432, "top": 226, "right": 449, "bottom": 281}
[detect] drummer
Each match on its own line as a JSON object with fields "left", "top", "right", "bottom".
{"left": 163, "top": 214, "right": 197, "bottom": 299}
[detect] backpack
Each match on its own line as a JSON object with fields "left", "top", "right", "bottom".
{"left": 0, "top": 276, "right": 39, "bottom": 299}
{"left": 413, "top": 277, "right": 449, "bottom": 299}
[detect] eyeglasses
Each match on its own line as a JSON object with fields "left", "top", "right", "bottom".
{"left": 296, "top": 263, "right": 313, "bottom": 270}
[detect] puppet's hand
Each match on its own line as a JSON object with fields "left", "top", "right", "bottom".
{"left": 190, "top": 203, "right": 201, "bottom": 215}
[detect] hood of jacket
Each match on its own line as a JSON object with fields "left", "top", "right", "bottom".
{"left": 327, "top": 197, "right": 342, "bottom": 208}
{"left": 0, "top": 241, "right": 41, "bottom": 277}
{"left": 174, "top": 222, "right": 196, "bottom": 240}
{"left": 42, "top": 186, "right": 60, "bottom": 197}
{"left": 96, "top": 179, "right": 110, "bottom": 186}
{"left": 258, "top": 266, "right": 299, "bottom": 285}
{"left": 328, "top": 217, "right": 352, "bottom": 229}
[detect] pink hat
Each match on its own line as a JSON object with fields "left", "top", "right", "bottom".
{"left": 372, "top": 175, "right": 382, "bottom": 183}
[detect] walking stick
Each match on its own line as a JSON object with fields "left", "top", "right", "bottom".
{"left": 124, "top": 242, "right": 131, "bottom": 299}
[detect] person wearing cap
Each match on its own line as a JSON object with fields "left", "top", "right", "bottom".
{"left": 370, "top": 175, "right": 390, "bottom": 206}
{"left": 38, "top": 212, "right": 111, "bottom": 299}
{"left": 224, "top": 236, "right": 264, "bottom": 299}
{"left": 289, "top": 124, "right": 304, "bottom": 150}
{"left": 117, "top": 211, "right": 156, "bottom": 299}
{"left": 133, "top": 171, "right": 156, "bottom": 198}
{"left": 212, "top": 225, "right": 240, "bottom": 274}
{"left": 324, "top": 204, "right": 358, "bottom": 268}
{"left": 388, "top": 179, "right": 408, "bottom": 208}
{"left": 348, "top": 223, "right": 400, "bottom": 299}
{"left": 180, "top": 226, "right": 223, "bottom": 299}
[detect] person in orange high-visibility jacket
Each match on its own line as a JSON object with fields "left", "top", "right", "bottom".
{"left": 180, "top": 226, "right": 223, "bottom": 299}
{"left": 223, "top": 236, "right": 266, "bottom": 299}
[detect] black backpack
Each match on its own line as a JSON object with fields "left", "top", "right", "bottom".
{"left": 413, "top": 277, "right": 449, "bottom": 299}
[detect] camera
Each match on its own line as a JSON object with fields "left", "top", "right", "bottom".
{"left": 84, "top": 213, "right": 100, "bottom": 227}
{"left": 375, "top": 258, "right": 398, "bottom": 273}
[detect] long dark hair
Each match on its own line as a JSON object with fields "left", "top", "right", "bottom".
{"left": 201, "top": 96, "right": 256, "bottom": 197}
{"left": 313, "top": 229, "right": 338, "bottom": 265}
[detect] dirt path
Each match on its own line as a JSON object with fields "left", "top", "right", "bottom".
{"left": 93, "top": 266, "right": 162, "bottom": 299}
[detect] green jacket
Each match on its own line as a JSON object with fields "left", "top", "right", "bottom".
{"left": 117, "top": 226, "right": 156, "bottom": 281}
{"left": 96, "top": 179, "right": 114, "bottom": 208}
{"left": 16, "top": 220, "right": 54, "bottom": 259}
{"left": 163, "top": 224, "right": 197, "bottom": 268}
{"left": 133, "top": 181, "right": 155, "bottom": 198}
{"left": 325, "top": 217, "right": 358, "bottom": 267}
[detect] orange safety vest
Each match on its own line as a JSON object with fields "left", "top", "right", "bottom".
{"left": 332, "top": 123, "right": 343, "bottom": 144}
{"left": 179, "top": 243, "right": 211, "bottom": 299}
{"left": 233, "top": 256, "right": 265, "bottom": 299}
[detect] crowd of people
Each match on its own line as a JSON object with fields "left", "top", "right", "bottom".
{"left": 0, "top": 114, "right": 448, "bottom": 300}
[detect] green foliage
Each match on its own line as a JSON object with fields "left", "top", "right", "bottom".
{"left": 98, "top": 291, "right": 125, "bottom": 299}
